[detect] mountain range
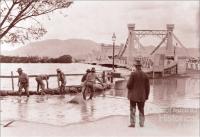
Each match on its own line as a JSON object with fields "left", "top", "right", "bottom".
{"left": 2, "top": 39, "right": 100, "bottom": 59}
{"left": 2, "top": 39, "right": 199, "bottom": 59}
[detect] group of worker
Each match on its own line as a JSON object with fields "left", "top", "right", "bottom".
{"left": 16, "top": 68, "right": 66, "bottom": 97}
{"left": 16, "top": 67, "right": 105, "bottom": 98}
{"left": 81, "top": 67, "right": 104, "bottom": 100}
{"left": 16, "top": 60, "right": 150, "bottom": 127}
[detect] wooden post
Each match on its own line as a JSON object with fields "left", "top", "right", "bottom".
{"left": 46, "top": 80, "right": 49, "bottom": 89}
{"left": 111, "top": 72, "right": 113, "bottom": 83}
{"left": 57, "top": 74, "right": 60, "bottom": 88}
{"left": 11, "top": 71, "right": 14, "bottom": 91}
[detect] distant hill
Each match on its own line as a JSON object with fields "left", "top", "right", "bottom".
{"left": 3, "top": 39, "right": 100, "bottom": 59}
{"left": 2, "top": 39, "right": 199, "bottom": 59}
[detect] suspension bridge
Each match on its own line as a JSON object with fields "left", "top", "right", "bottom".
{"left": 85, "top": 24, "right": 199, "bottom": 77}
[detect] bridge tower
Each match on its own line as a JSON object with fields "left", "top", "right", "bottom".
{"left": 166, "top": 24, "right": 175, "bottom": 58}
{"left": 127, "top": 24, "right": 135, "bottom": 65}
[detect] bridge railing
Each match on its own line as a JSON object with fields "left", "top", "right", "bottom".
{"left": 186, "top": 62, "right": 200, "bottom": 71}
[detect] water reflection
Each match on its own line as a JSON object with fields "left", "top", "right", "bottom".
{"left": 16, "top": 97, "right": 29, "bottom": 119}
{"left": 80, "top": 101, "right": 95, "bottom": 122}
{"left": 35, "top": 96, "right": 46, "bottom": 103}
{"left": 153, "top": 79, "right": 177, "bottom": 103}
{"left": 112, "top": 76, "right": 199, "bottom": 108}
{"left": 154, "top": 78, "right": 199, "bottom": 106}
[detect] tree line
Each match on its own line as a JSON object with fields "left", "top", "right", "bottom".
{"left": 0, "top": 55, "right": 73, "bottom": 63}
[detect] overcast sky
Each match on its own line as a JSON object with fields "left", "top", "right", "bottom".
{"left": 1, "top": 1, "right": 199, "bottom": 51}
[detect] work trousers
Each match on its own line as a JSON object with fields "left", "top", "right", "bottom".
{"left": 130, "top": 100, "right": 145, "bottom": 126}
{"left": 60, "top": 82, "right": 66, "bottom": 94}
{"left": 83, "top": 83, "right": 94, "bottom": 100}
{"left": 18, "top": 83, "right": 29, "bottom": 97}
{"left": 36, "top": 80, "right": 45, "bottom": 95}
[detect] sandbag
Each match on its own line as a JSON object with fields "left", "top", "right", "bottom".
{"left": 68, "top": 93, "right": 86, "bottom": 104}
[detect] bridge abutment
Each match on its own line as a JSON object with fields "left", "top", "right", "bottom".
{"left": 166, "top": 24, "right": 175, "bottom": 58}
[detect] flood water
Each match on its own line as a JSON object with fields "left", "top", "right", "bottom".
{"left": 111, "top": 75, "right": 200, "bottom": 109}
{"left": 0, "top": 63, "right": 199, "bottom": 126}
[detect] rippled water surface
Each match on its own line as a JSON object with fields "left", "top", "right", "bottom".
{"left": 1, "top": 63, "right": 199, "bottom": 126}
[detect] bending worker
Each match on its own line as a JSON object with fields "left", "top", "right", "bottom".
{"left": 56, "top": 68, "right": 66, "bottom": 94}
{"left": 17, "top": 68, "right": 29, "bottom": 97}
{"left": 35, "top": 75, "right": 49, "bottom": 95}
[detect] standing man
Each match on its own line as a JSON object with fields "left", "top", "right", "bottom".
{"left": 56, "top": 68, "right": 66, "bottom": 94}
{"left": 81, "top": 69, "right": 90, "bottom": 83}
{"left": 81, "top": 69, "right": 90, "bottom": 97}
{"left": 84, "top": 67, "right": 103, "bottom": 100}
{"left": 127, "top": 60, "right": 150, "bottom": 127}
{"left": 17, "top": 68, "right": 29, "bottom": 97}
{"left": 102, "top": 71, "right": 106, "bottom": 83}
{"left": 35, "top": 75, "right": 49, "bottom": 95}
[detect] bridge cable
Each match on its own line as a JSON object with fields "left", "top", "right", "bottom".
{"left": 172, "top": 33, "right": 189, "bottom": 56}
{"left": 150, "top": 34, "right": 167, "bottom": 55}
{"left": 118, "top": 34, "right": 130, "bottom": 57}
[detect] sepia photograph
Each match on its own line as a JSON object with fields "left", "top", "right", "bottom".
{"left": 0, "top": 0, "right": 199, "bottom": 137}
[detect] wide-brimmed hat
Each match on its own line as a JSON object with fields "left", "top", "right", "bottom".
{"left": 17, "top": 68, "right": 23, "bottom": 72}
{"left": 86, "top": 69, "right": 90, "bottom": 72}
{"left": 91, "top": 67, "right": 96, "bottom": 72}
{"left": 134, "top": 60, "right": 142, "bottom": 66}
{"left": 56, "top": 68, "right": 61, "bottom": 72}
{"left": 45, "top": 75, "right": 49, "bottom": 79}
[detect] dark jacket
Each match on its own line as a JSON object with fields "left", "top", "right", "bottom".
{"left": 127, "top": 70, "right": 150, "bottom": 102}
{"left": 58, "top": 72, "right": 66, "bottom": 85}
{"left": 81, "top": 73, "right": 88, "bottom": 82}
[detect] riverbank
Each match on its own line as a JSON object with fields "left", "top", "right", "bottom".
{"left": 2, "top": 113, "right": 199, "bottom": 137}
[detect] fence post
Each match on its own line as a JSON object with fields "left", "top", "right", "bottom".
{"left": 111, "top": 72, "right": 113, "bottom": 83}
{"left": 46, "top": 80, "right": 49, "bottom": 89}
{"left": 11, "top": 71, "right": 14, "bottom": 91}
{"left": 57, "top": 74, "right": 60, "bottom": 88}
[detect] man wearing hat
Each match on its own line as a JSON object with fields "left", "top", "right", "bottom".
{"left": 127, "top": 60, "right": 150, "bottom": 128}
{"left": 56, "top": 68, "right": 66, "bottom": 94}
{"left": 35, "top": 74, "right": 49, "bottom": 95}
{"left": 84, "top": 67, "right": 103, "bottom": 100}
{"left": 17, "top": 68, "right": 29, "bottom": 97}
{"left": 81, "top": 69, "right": 91, "bottom": 99}
{"left": 81, "top": 69, "right": 90, "bottom": 83}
